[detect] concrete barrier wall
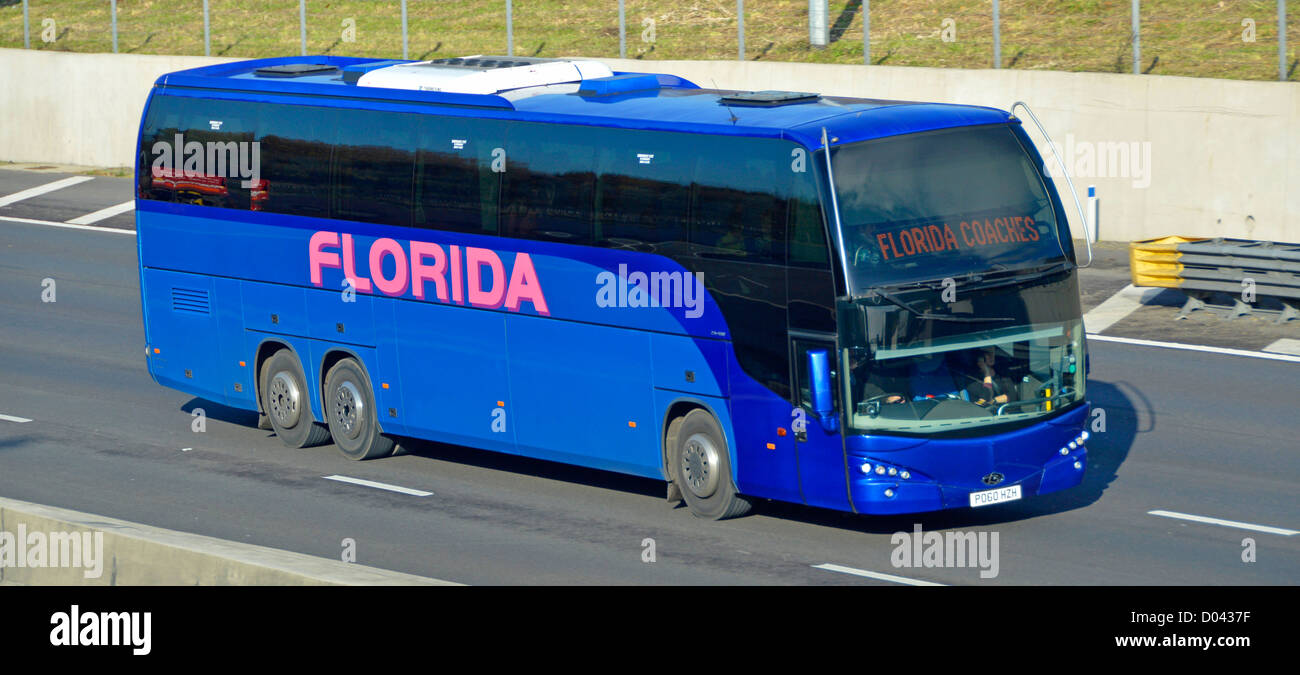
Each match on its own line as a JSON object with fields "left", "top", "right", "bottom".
{"left": 0, "top": 496, "right": 456, "bottom": 585}
{"left": 1, "top": 48, "right": 1295, "bottom": 243}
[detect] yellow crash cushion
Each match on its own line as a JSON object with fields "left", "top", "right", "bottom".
{"left": 1129, "top": 236, "right": 1209, "bottom": 288}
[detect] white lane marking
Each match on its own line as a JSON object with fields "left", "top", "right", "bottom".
{"left": 0, "top": 414, "right": 33, "bottom": 423}
{"left": 1263, "top": 338, "right": 1300, "bottom": 357}
{"left": 813, "top": 563, "right": 948, "bottom": 586}
{"left": 1148, "top": 510, "right": 1298, "bottom": 537}
{"left": 1087, "top": 334, "right": 1300, "bottom": 364}
{"left": 1083, "top": 284, "right": 1166, "bottom": 334}
{"left": 0, "top": 176, "right": 94, "bottom": 207}
{"left": 66, "top": 200, "right": 134, "bottom": 225}
{"left": 323, "top": 474, "right": 433, "bottom": 497}
{"left": 0, "top": 214, "right": 135, "bottom": 234}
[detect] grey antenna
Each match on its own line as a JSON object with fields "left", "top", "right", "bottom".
{"left": 712, "top": 78, "right": 739, "bottom": 123}
{"left": 1010, "top": 101, "right": 1093, "bottom": 269}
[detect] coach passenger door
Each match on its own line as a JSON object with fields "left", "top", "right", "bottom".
{"left": 787, "top": 168, "right": 852, "bottom": 512}
{"left": 790, "top": 334, "right": 850, "bottom": 511}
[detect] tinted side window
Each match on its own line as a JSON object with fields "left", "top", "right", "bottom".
{"left": 137, "top": 95, "right": 257, "bottom": 209}
{"left": 414, "top": 116, "right": 505, "bottom": 234}
{"left": 787, "top": 163, "right": 836, "bottom": 333}
{"left": 690, "top": 138, "right": 789, "bottom": 265}
{"left": 501, "top": 123, "right": 597, "bottom": 244}
{"left": 332, "top": 108, "right": 416, "bottom": 228}
{"left": 788, "top": 178, "right": 829, "bottom": 268}
{"left": 258, "top": 103, "right": 337, "bottom": 219}
{"left": 592, "top": 129, "right": 691, "bottom": 249}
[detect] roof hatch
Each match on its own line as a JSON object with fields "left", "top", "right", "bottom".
{"left": 254, "top": 63, "right": 340, "bottom": 78}
{"left": 718, "top": 90, "right": 820, "bottom": 106}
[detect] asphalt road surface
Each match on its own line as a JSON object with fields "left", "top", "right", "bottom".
{"left": 1, "top": 168, "right": 1297, "bottom": 585}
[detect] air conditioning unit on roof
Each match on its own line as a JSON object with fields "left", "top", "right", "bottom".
{"left": 355, "top": 56, "right": 614, "bottom": 95}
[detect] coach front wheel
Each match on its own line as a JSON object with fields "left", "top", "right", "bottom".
{"left": 672, "top": 410, "right": 751, "bottom": 520}
{"left": 324, "top": 358, "right": 395, "bottom": 461}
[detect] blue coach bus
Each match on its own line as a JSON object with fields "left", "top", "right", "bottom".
{"left": 136, "top": 55, "right": 1091, "bottom": 519}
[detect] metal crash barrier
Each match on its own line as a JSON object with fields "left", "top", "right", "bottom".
{"left": 1130, "top": 236, "right": 1300, "bottom": 323}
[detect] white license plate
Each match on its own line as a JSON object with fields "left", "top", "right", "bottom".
{"left": 969, "top": 485, "right": 1022, "bottom": 508}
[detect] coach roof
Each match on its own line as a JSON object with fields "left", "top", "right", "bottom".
{"left": 154, "top": 55, "right": 1015, "bottom": 149}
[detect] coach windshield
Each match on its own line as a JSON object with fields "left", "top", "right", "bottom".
{"left": 829, "top": 123, "right": 1072, "bottom": 294}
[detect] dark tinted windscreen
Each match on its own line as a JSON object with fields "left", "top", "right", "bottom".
{"left": 832, "top": 124, "right": 1067, "bottom": 289}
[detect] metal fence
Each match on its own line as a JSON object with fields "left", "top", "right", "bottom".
{"left": 3, "top": 1, "right": 1295, "bottom": 81}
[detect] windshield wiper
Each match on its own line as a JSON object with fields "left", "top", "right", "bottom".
{"left": 959, "top": 259, "right": 1073, "bottom": 293}
{"left": 888, "top": 260, "right": 1069, "bottom": 293}
{"left": 864, "top": 288, "right": 1014, "bottom": 323}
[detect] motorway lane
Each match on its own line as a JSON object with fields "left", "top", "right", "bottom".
{"left": 0, "top": 170, "right": 136, "bottom": 231}
{"left": 1, "top": 177, "right": 1298, "bottom": 585}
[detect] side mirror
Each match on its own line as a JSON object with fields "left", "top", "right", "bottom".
{"left": 806, "top": 349, "right": 839, "bottom": 433}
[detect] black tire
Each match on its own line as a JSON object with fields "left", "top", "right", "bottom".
{"left": 261, "top": 349, "right": 331, "bottom": 448}
{"left": 671, "top": 409, "right": 752, "bottom": 520}
{"left": 664, "top": 415, "right": 685, "bottom": 504}
{"left": 323, "top": 358, "right": 395, "bottom": 461}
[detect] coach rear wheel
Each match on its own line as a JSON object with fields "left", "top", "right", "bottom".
{"left": 324, "top": 358, "right": 395, "bottom": 461}
{"left": 672, "top": 410, "right": 751, "bottom": 520}
{"left": 261, "top": 350, "right": 330, "bottom": 448}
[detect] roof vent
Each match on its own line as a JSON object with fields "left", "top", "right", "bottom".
{"left": 718, "top": 90, "right": 820, "bottom": 106}
{"left": 355, "top": 56, "right": 614, "bottom": 94}
{"left": 254, "top": 63, "right": 339, "bottom": 78}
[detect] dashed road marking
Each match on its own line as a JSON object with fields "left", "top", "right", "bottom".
{"left": 0, "top": 414, "right": 33, "bottom": 423}
{"left": 1088, "top": 334, "right": 1300, "bottom": 364}
{"left": 1263, "top": 338, "right": 1300, "bottom": 357}
{"left": 1083, "top": 284, "right": 1166, "bottom": 334}
{"left": 323, "top": 474, "right": 433, "bottom": 497}
{"left": 1148, "top": 510, "right": 1298, "bottom": 536}
{"left": 813, "top": 563, "right": 948, "bottom": 586}
{"left": 66, "top": 200, "right": 135, "bottom": 225}
{"left": 0, "top": 176, "right": 94, "bottom": 207}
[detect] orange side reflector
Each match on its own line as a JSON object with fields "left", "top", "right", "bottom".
{"left": 497, "top": 400, "right": 505, "bottom": 407}
{"left": 766, "top": 443, "right": 776, "bottom": 450}
{"left": 238, "top": 361, "right": 246, "bottom": 367}
{"left": 628, "top": 421, "right": 636, "bottom": 428}
{"left": 381, "top": 383, "right": 389, "bottom": 389}
{"left": 153, "top": 348, "right": 160, "bottom": 354}
{"left": 776, "top": 427, "right": 787, "bottom": 437}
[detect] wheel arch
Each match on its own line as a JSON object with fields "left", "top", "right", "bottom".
{"left": 660, "top": 396, "right": 736, "bottom": 484}
{"left": 253, "top": 338, "right": 300, "bottom": 416}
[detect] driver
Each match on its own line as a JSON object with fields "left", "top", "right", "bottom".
{"left": 962, "top": 347, "right": 1018, "bottom": 407}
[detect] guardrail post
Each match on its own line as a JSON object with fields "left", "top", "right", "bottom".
{"left": 402, "top": 0, "right": 409, "bottom": 60}
{"left": 1087, "top": 186, "right": 1099, "bottom": 243}
{"left": 1281, "top": 0, "right": 1289, "bottom": 81}
{"left": 203, "top": 0, "right": 210, "bottom": 56}
{"left": 22, "top": 0, "right": 29, "bottom": 49}
{"left": 863, "top": 0, "right": 870, "bottom": 64}
{"left": 111, "top": 0, "right": 118, "bottom": 53}
{"left": 299, "top": 0, "right": 306, "bottom": 56}
{"left": 619, "top": 0, "right": 626, "bottom": 58}
{"left": 738, "top": 0, "right": 745, "bottom": 60}
{"left": 1131, "top": 0, "right": 1141, "bottom": 74}
{"left": 506, "top": 0, "right": 514, "bottom": 56}
{"left": 993, "top": 0, "right": 1001, "bottom": 68}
